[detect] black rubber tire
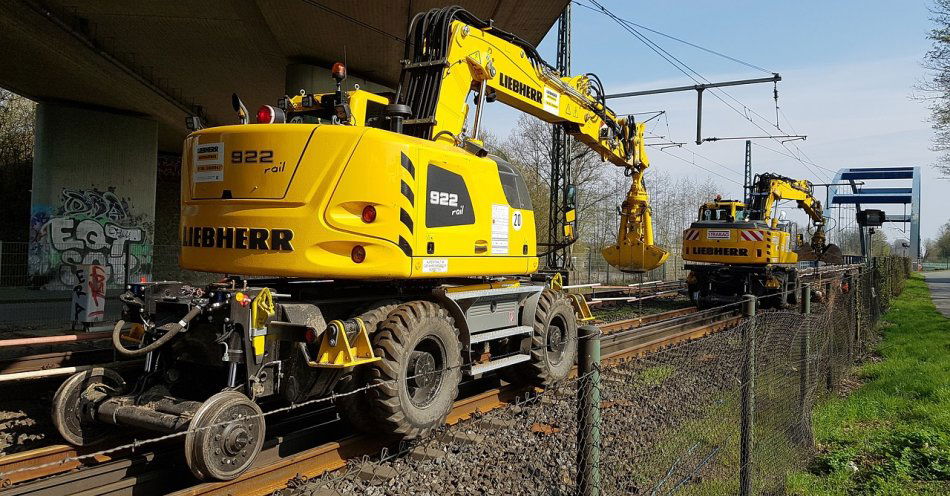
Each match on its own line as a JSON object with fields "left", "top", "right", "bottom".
{"left": 507, "top": 289, "right": 578, "bottom": 388}
{"left": 184, "top": 391, "right": 265, "bottom": 481}
{"left": 52, "top": 368, "right": 125, "bottom": 446}
{"left": 363, "top": 301, "right": 461, "bottom": 438}
{"left": 335, "top": 302, "right": 400, "bottom": 434}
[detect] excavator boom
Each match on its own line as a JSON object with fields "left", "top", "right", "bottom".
{"left": 397, "top": 9, "right": 667, "bottom": 272}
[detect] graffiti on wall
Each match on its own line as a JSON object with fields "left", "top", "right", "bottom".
{"left": 30, "top": 186, "right": 152, "bottom": 288}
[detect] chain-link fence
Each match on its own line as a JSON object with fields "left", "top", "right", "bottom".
{"left": 570, "top": 246, "right": 687, "bottom": 286}
{"left": 282, "top": 257, "right": 908, "bottom": 495}
{"left": 921, "top": 258, "right": 950, "bottom": 271}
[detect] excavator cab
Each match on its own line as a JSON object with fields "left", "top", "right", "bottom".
{"left": 698, "top": 198, "right": 746, "bottom": 222}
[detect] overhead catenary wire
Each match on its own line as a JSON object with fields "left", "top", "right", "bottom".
{"left": 646, "top": 130, "right": 743, "bottom": 179}
{"left": 570, "top": 1, "right": 773, "bottom": 75}
{"left": 579, "top": 0, "right": 834, "bottom": 182}
{"left": 655, "top": 147, "right": 744, "bottom": 186}
{"left": 300, "top": 0, "right": 405, "bottom": 43}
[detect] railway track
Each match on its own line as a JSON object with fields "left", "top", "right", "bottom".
{"left": 0, "top": 299, "right": 744, "bottom": 496}
{"left": 0, "top": 265, "right": 861, "bottom": 494}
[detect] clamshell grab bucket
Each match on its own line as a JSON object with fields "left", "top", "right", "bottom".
{"left": 602, "top": 239, "right": 669, "bottom": 273}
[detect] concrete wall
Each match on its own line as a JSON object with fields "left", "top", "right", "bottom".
{"left": 29, "top": 103, "right": 157, "bottom": 289}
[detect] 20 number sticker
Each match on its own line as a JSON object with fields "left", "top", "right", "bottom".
{"left": 511, "top": 210, "right": 523, "bottom": 231}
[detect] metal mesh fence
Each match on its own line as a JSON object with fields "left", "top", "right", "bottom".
{"left": 280, "top": 257, "right": 907, "bottom": 495}
{"left": 279, "top": 373, "right": 594, "bottom": 496}
{"left": 570, "top": 246, "right": 687, "bottom": 285}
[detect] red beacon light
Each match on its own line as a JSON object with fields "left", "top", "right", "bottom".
{"left": 331, "top": 62, "right": 347, "bottom": 81}
{"left": 256, "top": 105, "right": 286, "bottom": 124}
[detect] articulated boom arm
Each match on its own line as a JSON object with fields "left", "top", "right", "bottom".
{"left": 751, "top": 174, "right": 827, "bottom": 252}
{"left": 397, "top": 8, "right": 667, "bottom": 272}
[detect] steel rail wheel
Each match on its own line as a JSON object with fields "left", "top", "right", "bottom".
{"left": 52, "top": 367, "right": 126, "bottom": 446}
{"left": 184, "top": 391, "right": 265, "bottom": 481}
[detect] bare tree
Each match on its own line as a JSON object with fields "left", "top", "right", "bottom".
{"left": 922, "top": 0, "right": 950, "bottom": 176}
{"left": 0, "top": 89, "right": 35, "bottom": 167}
{"left": 494, "top": 114, "right": 615, "bottom": 245}
{"left": 0, "top": 89, "right": 35, "bottom": 242}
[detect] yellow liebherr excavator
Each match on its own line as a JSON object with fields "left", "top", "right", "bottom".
{"left": 682, "top": 173, "right": 834, "bottom": 307}
{"left": 51, "top": 7, "right": 667, "bottom": 482}
{"left": 179, "top": 10, "right": 665, "bottom": 278}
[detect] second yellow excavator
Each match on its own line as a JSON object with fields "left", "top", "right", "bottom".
{"left": 682, "top": 173, "right": 836, "bottom": 307}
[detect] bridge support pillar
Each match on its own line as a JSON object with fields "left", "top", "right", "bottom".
{"left": 29, "top": 102, "right": 157, "bottom": 289}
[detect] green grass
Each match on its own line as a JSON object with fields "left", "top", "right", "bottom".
{"left": 787, "top": 274, "right": 950, "bottom": 495}
{"left": 637, "top": 364, "right": 676, "bottom": 386}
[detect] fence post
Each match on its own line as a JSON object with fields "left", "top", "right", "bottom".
{"left": 825, "top": 316, "right": 835, "bottom": 392}
{"left": 588, "top": 250, "right": 593, "bottom": 284}
{"left": 124, "top": 241, "right": 132, "bottom": 287}
{"left": 871, "top": 258, "right": 879, "bottom": 324}
{"left": 740, "top": 294, "right": 756, "bottom": 496}
{"left": 799, "top": 284, "right": 812, "bottom": 447}
{"left": 845, "top": 274, "right": 861, "bottom": 365}
{"left": 577, "top": 325, "right": 601, "bottom": 496}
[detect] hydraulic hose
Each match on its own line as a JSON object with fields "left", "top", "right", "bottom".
{"left": 112, "top": 305, "right": 202, "bottom": 357}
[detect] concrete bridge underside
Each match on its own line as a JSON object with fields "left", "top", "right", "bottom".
{"left": 0, "top": 0, "right": 567, "bottom": 287}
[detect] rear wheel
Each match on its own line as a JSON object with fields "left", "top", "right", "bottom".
{"left": 364, "top": 301, "right": 461, "bottom": 438}
{"left": 52, "top": 368, "right": 125, "bottom": 446}
{"left": 336, "top": 302, "right": 399, "bottom": 433}
{"left": 507, "top": 290, "right": 578, "bottom": 387}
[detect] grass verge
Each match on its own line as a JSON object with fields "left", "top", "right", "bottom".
{"left": 787, "top": 274, "right": 950, "bottom": 495}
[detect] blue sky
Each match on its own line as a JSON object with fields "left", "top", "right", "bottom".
{"left": 482, "top": 0, "right": 947, "bottom": 245}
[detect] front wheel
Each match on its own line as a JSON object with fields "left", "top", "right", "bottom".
{"left": 184, "top": 391, "right": 265, "bottom": 481}
{"left": 364, "top": 301, "right": 461, "bottom": 439}
{"left": 507, "top": 290, "right": 578, "bottom": 387}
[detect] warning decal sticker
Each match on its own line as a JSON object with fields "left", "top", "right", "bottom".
{"left": 422, "top": 259, "right": 449, "bottom": 273}
{"left": 193, "top": 142, "right": 224, "bottom": 183}
{"left": 491, "top": 204, "right": 509, "bottom": 255}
